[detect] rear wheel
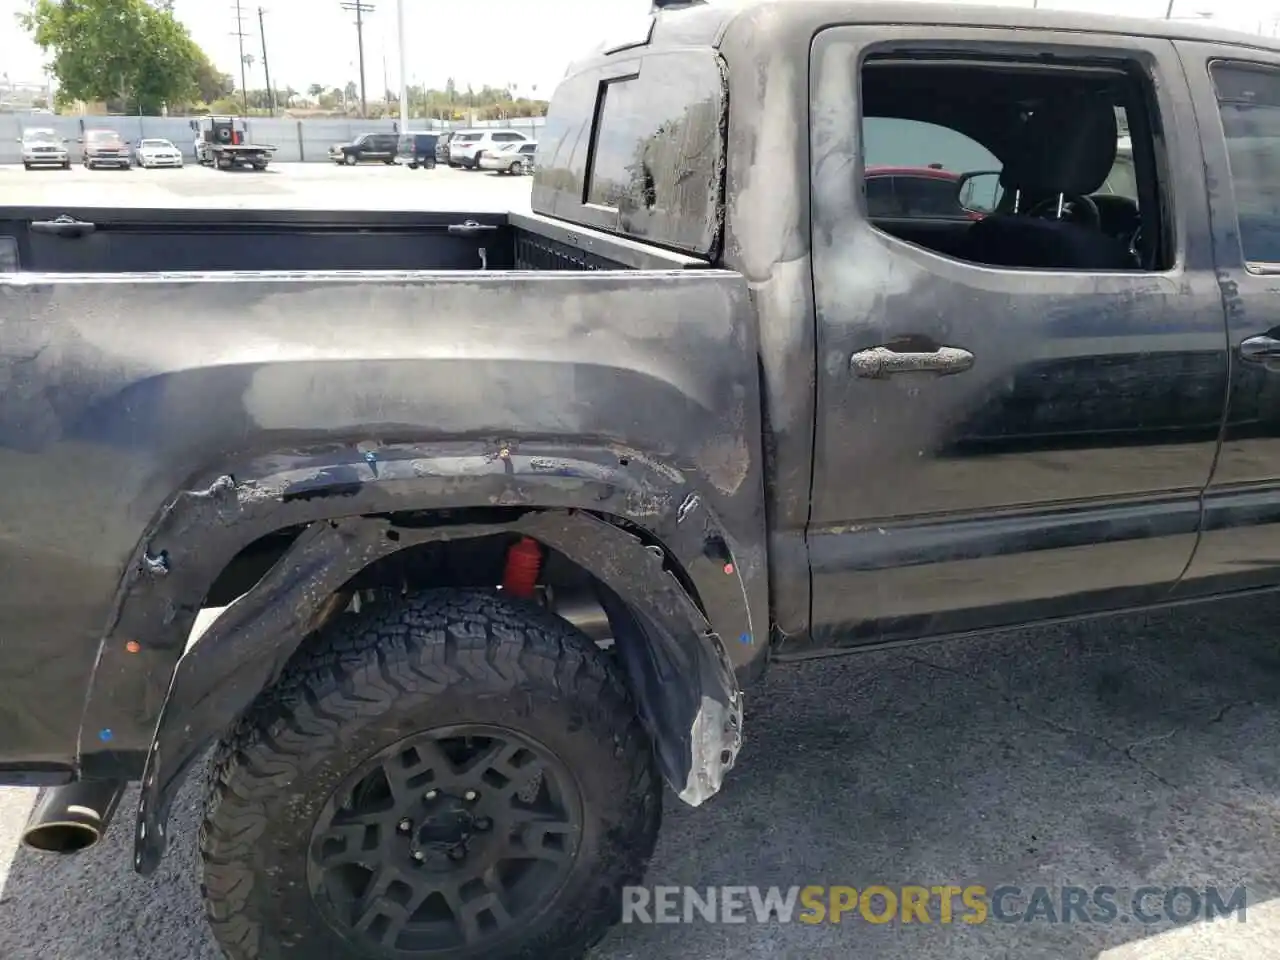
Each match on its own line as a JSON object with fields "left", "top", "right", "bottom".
{"left": 200, "top": 589, "right": 661, "bottom": 960}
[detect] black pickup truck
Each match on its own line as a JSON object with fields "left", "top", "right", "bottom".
{"left": 2, "top": 2, "right": 1280, "bottom": 958}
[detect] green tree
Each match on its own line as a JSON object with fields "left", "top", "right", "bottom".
{"left": 194, "top": 55, "right": 234, "bottom": 106}
{"left": 21, "top": 0, "right": 207, "bottom": 113}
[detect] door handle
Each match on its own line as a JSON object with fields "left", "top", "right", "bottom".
{"left": 1239, "top": 334, "right": 1280, "bottom": 363}
{"left": 851, "top": 345, "right": 974, "bottom": 379}
{"left": 30, "top": 215, "right": 95, "bottom": 238}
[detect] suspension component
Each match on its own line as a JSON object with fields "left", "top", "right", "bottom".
{"left": 502, "top": 536, "right": 543, "bottom": 599}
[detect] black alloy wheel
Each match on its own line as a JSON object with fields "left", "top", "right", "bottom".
{"left": 308, "top": 723, "right": 584, "bottom": 953}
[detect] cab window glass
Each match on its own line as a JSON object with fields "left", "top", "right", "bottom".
{"left": 1211, "top": 61, "right": 1280, "bottom": 264}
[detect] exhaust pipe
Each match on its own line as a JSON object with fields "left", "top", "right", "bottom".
{"left": 21, "top": 779, "right": 126, "bottom": 854}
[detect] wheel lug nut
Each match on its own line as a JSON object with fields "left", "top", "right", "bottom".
{"left": 412, "top": 850, "right": 425, "bottom": 862}
{"left": 425, "top": 790, "right": 438, "bottom": 801}
{"left": 448, "top": 846, "right": 466, "bottom": 861}
{"left": 398, "top": 818, "right": 412, "bottom": 833}
{"left": 463, "top": 790, "right": 478, "bottom": 801}
{"left": 475, "top": 817, "right": 492, "bottom": 831}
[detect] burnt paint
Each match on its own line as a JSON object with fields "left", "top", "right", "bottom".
{"left": 800, "top": 27, "right": 1228, "bottom": 647}
{"left": 0, "top": 267, "right": 768, "bottom": 780}
{"left": 132, "top": 508, "right": 746, "bottom": 873}
{"left": 1172, "top": 41, "right": 1280, "bottom": 599}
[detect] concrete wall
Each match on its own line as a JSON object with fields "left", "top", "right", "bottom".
{"left": 0, "top": 114, "right": 546, "bottom": 164}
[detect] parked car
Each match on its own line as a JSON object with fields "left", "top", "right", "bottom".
{"left": 133, "top": 138, "right": 184, "bottom": 169}
{"left": 328, "top": 132, "right": 398, "bottom": 165}
{"left": 81, "top": 129, "right": 131, "bottom": 169}
{"left": 865, "top": 165, "right": 983, "bottom": 219}
{"left": 9, "top": 2, "right": 1280, "bottom": 959}
{"left": 479, "top": 139, "right": 538, "bottom": 175}
{"left": 394, "top": 131, "right": 439, "bottom": 169}
{"left": 447, "top": 128, "right": 529, "bottom": 168}
{"left": 18, "top": 127, "right": 70, "bottom": 170}
{"left": 435, "top": 130, "right": 455, "bottom": 163}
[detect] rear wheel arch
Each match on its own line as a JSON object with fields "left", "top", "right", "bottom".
{"left": 100, "top": 442, "right": 760, "bottom": 873}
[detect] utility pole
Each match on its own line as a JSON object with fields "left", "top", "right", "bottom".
{"left": 1165, "top": 0, "right": 1175, "bottom": 16}
{"left": 397, "top": 0, "right": 408, "bottom": 131}
{"left": 258, "top": 7, "right": 275, "bottom": 116}
{"left": 340, "top": 1, "right": 375, "bottom": 118}
{"left": 231, "top": 0, "right": 249, "bottom": 115}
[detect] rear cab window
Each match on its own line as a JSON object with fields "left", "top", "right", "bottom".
{"left": 533, "top": 49, "right": 726, "bottom": 255}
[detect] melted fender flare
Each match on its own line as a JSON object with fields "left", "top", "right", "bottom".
{"left": 124, "top": 445, "right": 762, "bottom": 874}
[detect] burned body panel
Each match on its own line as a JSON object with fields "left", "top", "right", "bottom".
{"left": 0, "top": 269, "right": 767, "bottom": 781}
{"left": 132, "top": 505, "right": 750, "bottom": 872}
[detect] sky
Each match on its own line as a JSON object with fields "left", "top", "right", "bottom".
{"left": 1, "top": 0, "right": 1279, "bottom": 96}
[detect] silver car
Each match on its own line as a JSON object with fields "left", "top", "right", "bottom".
{"left": 478, "top": 140, "right": 538, "bottom": 176}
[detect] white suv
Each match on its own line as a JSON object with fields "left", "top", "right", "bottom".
{"left": 447, "top": 129, "right": 529, "bottom": 169}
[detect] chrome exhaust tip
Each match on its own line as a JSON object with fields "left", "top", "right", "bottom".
{"left": 21, "top": 780, "right": 125, "bottom": 854}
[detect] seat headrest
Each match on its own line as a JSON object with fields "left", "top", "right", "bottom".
{"left": 1000, "top": 95, "right": 1118, "bottom": 198}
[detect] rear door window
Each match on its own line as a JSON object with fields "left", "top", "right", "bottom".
{"left": 1211, "top": 61, "right": 1280, "bottom": 265}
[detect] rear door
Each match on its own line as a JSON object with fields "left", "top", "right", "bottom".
{"left": 801, "top": 25, "right": 1228, "bottom": 650}
{"left": 1175, "top": 44, "right": 1280, "bottom": 597}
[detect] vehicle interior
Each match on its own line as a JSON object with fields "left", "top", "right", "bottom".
{"left": 861, "top": 56, "right": 1169, "bottom": 272}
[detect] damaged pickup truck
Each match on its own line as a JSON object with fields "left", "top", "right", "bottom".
{"left": 3, "top": 1, "right": 1280, "bottom": 957}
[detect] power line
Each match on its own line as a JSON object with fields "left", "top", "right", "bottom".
{"left": 231, "top": 0, "right": 249, "bottom": 115}
{"left": 258, "top": 7, "right": 275, "bottom": 116}
{"left": 339, "top": 1, "right": 375, "bottom": 118}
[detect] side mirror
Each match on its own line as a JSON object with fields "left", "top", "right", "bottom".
{"left": 956, "top": 170, "right": 1004, "bottom": 215}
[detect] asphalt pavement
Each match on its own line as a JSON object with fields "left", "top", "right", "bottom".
{"left": 0, "top": 163, "right": 1278, "bottom": 960}
{"left": 0, "top": 159, "right": 533, "bottom": 211}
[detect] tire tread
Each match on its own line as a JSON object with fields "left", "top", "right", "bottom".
{"left": 200, "top": 588, "right": 659, "bottom": 960}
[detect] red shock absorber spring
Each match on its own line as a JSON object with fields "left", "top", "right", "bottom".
{"left": 502, "top": 536, "right": 542, "bottom": 599}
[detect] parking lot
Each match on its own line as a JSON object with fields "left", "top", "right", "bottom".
{"left": 1, "top": 163, "right": 1279, "bottom": 960}
{"left": 0, "top": 159, "right": 533, "bottom": 211}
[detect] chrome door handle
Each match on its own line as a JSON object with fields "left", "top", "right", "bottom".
{"left": 1240, "top": 334, "right": 1280, "bottom": 363}
{"left": 851, "top": 345, "right": 974, "bottom": 379}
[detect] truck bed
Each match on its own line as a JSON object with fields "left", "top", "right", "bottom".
{"left": 0, "top": 207, "right": 708, "bottom": 274}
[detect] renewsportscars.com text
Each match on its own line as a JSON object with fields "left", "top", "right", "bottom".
{"left": 621, "top": 884, "right": 1248, "bottom": 926}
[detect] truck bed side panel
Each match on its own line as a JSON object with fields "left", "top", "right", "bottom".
{"left": 0, "top": 269, "right": 765, "bottom": 774}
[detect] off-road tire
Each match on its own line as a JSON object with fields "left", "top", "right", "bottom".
{"left": 200, "top": 589, "right": 661, "bottom": 960}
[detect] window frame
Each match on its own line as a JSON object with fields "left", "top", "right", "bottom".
{"left": 582, "top": 73, "right": 640, "bottom": 212}
{"left": 810, "top": 28, "right": 1179, "bottom": 276}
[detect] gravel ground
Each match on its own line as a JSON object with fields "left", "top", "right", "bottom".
{"left": 0, "top": 165, "right": 1277, "bottom": 959}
